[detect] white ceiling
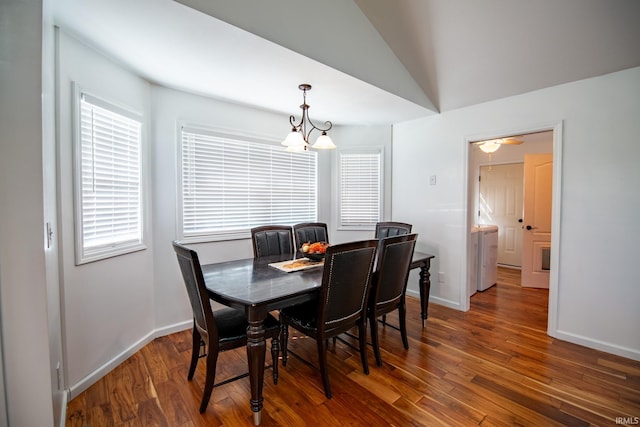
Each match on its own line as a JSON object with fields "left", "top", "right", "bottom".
{"left": 53, "top": 0, "right": 640, "bottom": 126}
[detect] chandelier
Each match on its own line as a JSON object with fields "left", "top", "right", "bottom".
{"left": 281, "top": 84, "right": 336, "bottom": 152}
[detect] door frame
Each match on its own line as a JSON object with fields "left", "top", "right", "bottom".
{"left": 464, "top": 121, "right": 563, "bottom": 338}
{"left": 0, "top": 295, "right": 7, "bottom": 427}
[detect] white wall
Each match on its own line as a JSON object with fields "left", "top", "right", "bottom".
{"left": 150, "top": 85, "right": 321, "bottom": 327}
{"left": 43, "top": 0, "right": 66, "bottom": 423}
{"left": 51, "top": 17, "right": 640, "bottom": 408}
{"left": 56, "top": 40, "right": 387, "bottom": 394}
{"left": 149, "top": 87, "right": 392, "bottom": 327}
{"left": 330, "top": 125, "right": 394, "bottom": 244}
{"left": 393, "top": 67, "right": 640, "bottom": 360}
{"left": 56, "top": 31, "right": 156, "bottom": 396}
{"left": 0, "top": 0, "right": 56, "bottom": 425}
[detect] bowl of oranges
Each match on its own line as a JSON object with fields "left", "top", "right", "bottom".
{"left": 300, "top": 241, "right": 329, "bottom": 261}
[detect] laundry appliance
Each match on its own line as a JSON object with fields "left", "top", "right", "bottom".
{"left": 476, "top": 225, "right": 498, "bottom": 291}
{"left": 468, "top": 227, "right": 479, "bottom": 297}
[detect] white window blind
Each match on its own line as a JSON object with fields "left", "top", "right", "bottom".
{"left": 75, "top": 92, "right": 143, "bottom": 263}
{"left": 339, "top": 151, "right": 381, "bottom": 228}
{"left": 181, "top": 128, "right": 317, "bottom": 240}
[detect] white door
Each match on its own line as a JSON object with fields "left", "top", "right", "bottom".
{"left": 521, "top": 153, "right": 553, "bottom": 288}
{"left": 479, "top": 163, "right": 524, "bottom": 267}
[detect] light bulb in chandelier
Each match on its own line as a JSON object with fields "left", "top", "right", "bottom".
{"left": 282, "top": 128, "right": 306, "bottom": 148}
{"left": 312, "top": 131, "right": 336, "bottom": 149}
{"left": 282, "top": 84, "right": 335, "bottom": 151}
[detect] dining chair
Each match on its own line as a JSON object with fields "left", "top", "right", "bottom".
{"left": 172, "top": 241, "right": 281, "bottom": 413}
{"left": 280, "top": 239, "right": 378, "bottom": 398}
{"left": 368, "top": 234, "right": 417, "bottom": 366}
{"left": 250, "top": 225, "right": 294, "bottom": 258}
{"left": 374, "top": 222, "right": 413, "bottom": 326}
{"left": 374, "top": 221, "right": 413, "bottom": 238}
{"left": 293, "top": 222, "right": 329, "bottom": 253}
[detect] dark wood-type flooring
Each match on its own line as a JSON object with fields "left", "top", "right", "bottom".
{"left": 66, "top": 267, "right": 640, "bottom": 426}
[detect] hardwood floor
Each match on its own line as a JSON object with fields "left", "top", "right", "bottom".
{"left": 66, "top": 267, "right": 640, "bottom": 426}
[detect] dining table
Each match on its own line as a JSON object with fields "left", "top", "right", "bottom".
{"left": 201, "top": 250, "right": 435, "bottom": 425}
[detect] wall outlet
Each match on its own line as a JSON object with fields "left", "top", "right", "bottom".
{"left": 430, "top": 175, "right": 437, "bottom": 185}
{"left": 438, "top": 272, "right": 445, "bottom": 283}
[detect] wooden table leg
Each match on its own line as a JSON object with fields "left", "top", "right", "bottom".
{"left": 246, "top": 316, "right": 266, "bottom": 425}
{"left": 418, "top": 259, "right": 432, "bottom": 327}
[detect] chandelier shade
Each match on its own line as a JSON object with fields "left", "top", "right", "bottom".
{"left": 282, "top": 129, "right": 306, "bottom": 148}
{"left": 281, "top": 84, "right": 335, "bottom": 151}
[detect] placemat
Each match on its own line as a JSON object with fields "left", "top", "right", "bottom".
{"left": 269, "top": 258, "right": 324, "bottom": 273}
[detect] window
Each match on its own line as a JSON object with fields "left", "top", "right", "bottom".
{"left": 180, "top": 127, "right": 317, "bottom": 241}
{"left": 74, "top": 89, "right": 144, "bottom": 264}
{"left": 338, "top": 150, "right": 382, "bottom": 229}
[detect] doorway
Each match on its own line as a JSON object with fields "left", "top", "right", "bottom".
{"left": 466, "top": 126, "right": 562, "bottom": 334}
{"left": 479, "top": 162, "right": 524, "bottom": 268}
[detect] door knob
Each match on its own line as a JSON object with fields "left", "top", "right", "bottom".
{"left": 525, "top": 225, "right": 537, "bottom": 230}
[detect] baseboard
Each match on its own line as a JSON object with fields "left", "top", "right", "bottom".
{"left": 406, "top": 289, "right": 461, "bottom": 312}
{"left": 405, "top": 289, "right": 420, "bottom": 300}
{"left": 553, "top": 329, "right": 640, "bottom": 362}
{"left": 67, "top": 320, "right": 192, "bottom": 400}
{"left": 154, "top": 319, "right": 192, "bottom": 339}
{"left": 428, "top": 296, "right": 462, "bottom": 311}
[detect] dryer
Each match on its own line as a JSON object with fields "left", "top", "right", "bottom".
{"left": 468, "top": 227, "right": 479, "bottom": 297}
{"left": 477, "top": 225, "right": 498, "bottom": 291}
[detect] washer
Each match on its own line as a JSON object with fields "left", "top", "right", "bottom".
{"left": 468, "top": 227, "right": 479, "bottom": 297}
{"left": 477, "top": 225, "right": 498, "bottom": 291}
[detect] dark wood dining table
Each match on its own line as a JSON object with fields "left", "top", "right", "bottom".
{"left": 201, "top": 250, "right": 435, "bottom": 425}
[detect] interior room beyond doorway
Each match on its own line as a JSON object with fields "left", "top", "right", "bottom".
{"left": 468, "top": 130, "right": 554, "bottom": 299}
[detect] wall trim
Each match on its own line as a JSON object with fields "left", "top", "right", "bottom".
{"left": 406, "top": 290, "right": 460, "bottom": 312}
{"left": 57, "top": 393, "right": 67, "bottom": 427}
{"left": 554, "top": 330, "right": 640, "bottom": 362}
{"left": 67, "top": 320, "right": 191, "bottom": 400}
{"left": 464, "top": 121, "right": 563, "bottom": 328}
{"left": 427, "top": 296, "right": 461, "bottom": 311}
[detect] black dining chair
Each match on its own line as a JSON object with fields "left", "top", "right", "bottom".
{"left": 373, "top": 222, "right": 413, "bottom": 325}
{"left": 374, "top": 221, "right": 412, "bottom": 238}
{"left": 293, "top": 222, "right": 329, "bottom": 254}
{"left": 172, "top": 241, "right": 281, "bottom": 413}
{"left": 280, "top": 239, "right": 378, "bottom": 398}
{"left": 368, "top": 234, "right": 417, "bottom": 366}
{"left": 250, "top": 225, "right": 294, "bottom": 258}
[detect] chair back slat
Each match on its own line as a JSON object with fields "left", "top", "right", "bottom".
{"left": 318, "top": 240, "right": 378, "bottom": 333}
{"left": 375, "top": 221, "right": 412, "bottom": 238}
{"left": 251, "top": 225, "right": 294, "bottom": 258}
{"left": 173, "top": 242, "right": 217, "bottom": 339}
{"left": 372, "top": 234, "right": 417, "bottom": 309}
{"left": 294, "top": 222, "right": 329, "bottom": 250}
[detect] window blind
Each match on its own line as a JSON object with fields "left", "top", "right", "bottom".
{"left": 339, "top": 151, "right": 381, "bottom": 227}
{"left": 181, "top": 128, "right": 317, "bottom": 239}
{"left": 76, "top": 93, "right": 143, "bottom": 262}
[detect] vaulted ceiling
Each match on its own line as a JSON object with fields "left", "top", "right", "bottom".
{"left": 54, "top": 0, "right": 640, "bottom": 126}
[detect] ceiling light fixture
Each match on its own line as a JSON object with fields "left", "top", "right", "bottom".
{"left": 282, "top": 84, "right": 335, "bottom": 152}
{"left": 475, "top": 137, "right": 524, "bottom": 153}
{"left": 479, "top": 140, "right": 501, "bottom": 153}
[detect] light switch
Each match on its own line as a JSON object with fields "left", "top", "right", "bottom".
{"left": 430, "top": 175, "right": 437, "bottom": 185}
